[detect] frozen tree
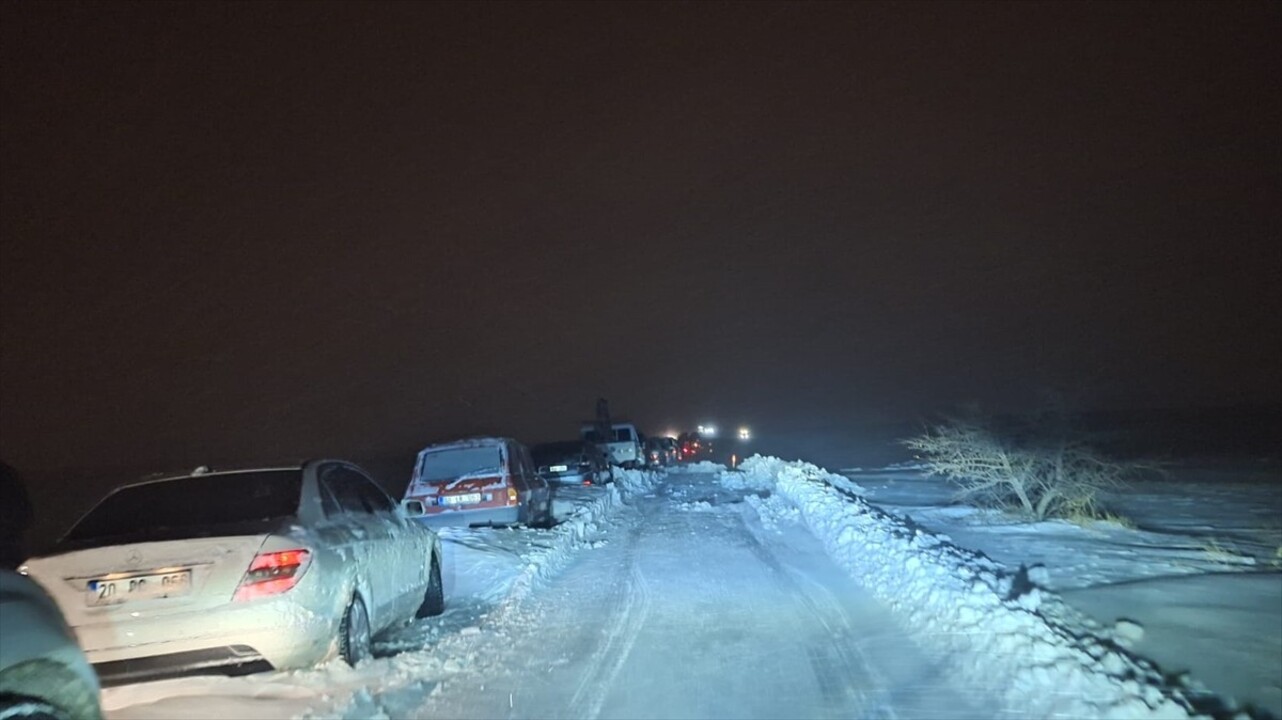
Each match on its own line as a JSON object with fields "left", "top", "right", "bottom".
{"left": 903, "top": 415, "right": 1148, "bottom": 521}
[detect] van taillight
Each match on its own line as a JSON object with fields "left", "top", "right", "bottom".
{"left": 234, "top": 549, "right": 311, "bottom": 602}
{"left": 507, "top": 487, "right": 518, "bottom": 505}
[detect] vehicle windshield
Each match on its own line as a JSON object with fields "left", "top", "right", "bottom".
{"left": 532, "top": 442, "right": 584, "bottom": 465}
{"left": 64, "top": 470, "right": 303, "bottom": 544}
{"left": 417, "top": 446, "right": 503, "bottom": 483}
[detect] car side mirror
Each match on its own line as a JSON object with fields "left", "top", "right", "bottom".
{"left": 401, "top": 499, "right": 426, "bottom": 517}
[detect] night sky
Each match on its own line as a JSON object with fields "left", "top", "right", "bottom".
{"left": 2, "top": 2, "right": 1280, "bottom": 478}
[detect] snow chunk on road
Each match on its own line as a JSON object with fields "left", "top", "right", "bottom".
{"left": 726, "top": 455, "right": 1202, "bottom": 720}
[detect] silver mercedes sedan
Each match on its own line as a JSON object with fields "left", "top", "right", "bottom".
{"left": 21, "top": 460, "right": 443, "bottom": 686}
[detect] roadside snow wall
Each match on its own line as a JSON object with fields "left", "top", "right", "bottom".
{"left": 726, "top": 456, "right": 1199, "bottom": 720}
{"left": 495, "top": 467, "right": 660, "bottom": 610}
{"left": 668, "top": 460, "right": 728, "bottom": 474}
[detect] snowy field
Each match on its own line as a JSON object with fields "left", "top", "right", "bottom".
{"left": 96, "top": 461, "right": 1278, "bottom": 719}
{"left": 846, "top": 462, "right": 1282, "bottom": 718}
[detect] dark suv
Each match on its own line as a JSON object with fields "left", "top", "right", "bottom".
{"left": 532, "top": 440, "right": 613, "bottom": 485}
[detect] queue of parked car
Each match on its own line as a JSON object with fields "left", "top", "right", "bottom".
{"left": 0, "top": 420, "right": 696, "bottom": 715}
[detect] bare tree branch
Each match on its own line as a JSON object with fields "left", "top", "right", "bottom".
{"left": 903, "top": 413, "right": 1150, "bottom": 521}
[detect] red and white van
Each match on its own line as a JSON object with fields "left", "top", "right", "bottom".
{"left": 401, "top": 438, "right": 552, "bottom": 528}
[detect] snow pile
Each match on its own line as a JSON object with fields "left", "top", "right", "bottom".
{"left": 726, "top": 455, "right": 1200, "bottom": 720}
{"left": 724, "top": 456, "right": 866, "bottom": 497}
{"left": 610, "top": 466, "right": 662, "bottom": 495}
{"left": 668, "top": 460, "right": 727, "bottom": 473}
{"left": 742, "top": 490, "right": 801, "bottom": 532}
{"left": 508, "top": 469, "right": 658, "bottom": 594}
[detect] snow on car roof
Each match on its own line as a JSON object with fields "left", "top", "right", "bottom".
{"left": 123, "top": 465, "right": 304, "bottom": 489}
{"left": 415, "top": 437, "right": 514, "bottom": 454}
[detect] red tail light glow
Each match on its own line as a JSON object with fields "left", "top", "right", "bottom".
{"left": 234, "top": 548, "right": 311, "bottom": 602}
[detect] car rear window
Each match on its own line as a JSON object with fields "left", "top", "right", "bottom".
{"left": 613, "top": 428, "right": 635, "bottom": 442}
{"left": 64, "top": 470, "right": 303, "bottom": 543}
{"left": 532, "top": 442, "right": 584, "bottom": 464}
{"left": 416, "top": 446, "right": 503, "bottom": 483}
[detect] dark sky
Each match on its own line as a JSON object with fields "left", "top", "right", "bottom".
{"left": 2, "top": 1, "right": 1280, "bottom": 474}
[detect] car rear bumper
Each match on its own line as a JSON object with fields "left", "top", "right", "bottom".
{"left": 77, "top": 599, "right": 337, "bottom": 682}
{"left": 544, "top": 470, "right": 592, "bottom": 484}
{"left": 94, "top": 645, "right": 273, "bottom": 687}
{"left": 412, "top": 505, "right": 522, "bottom": 528}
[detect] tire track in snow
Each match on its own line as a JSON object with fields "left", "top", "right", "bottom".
{"left": 564, "top": 522, "right": 652, "bottom": 720}
{"left": 566, "top": 563, "right": 652, "bottom": 720}
{"left": 787, "top": 567, "right": 901, "bottom": 720}
{"left": 731, "top": 512, "right": 897, "bottom": 720}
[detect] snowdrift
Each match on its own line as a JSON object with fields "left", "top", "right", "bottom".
{"left": 668, "top": 460, "right": 727, "bottom": 473}
{"left": 725, "top": 456, "right": 1202, "bottom": 720}
{"left": 490, "top": 467, "right": 660, "bottom": 612}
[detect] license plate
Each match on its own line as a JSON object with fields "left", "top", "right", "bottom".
{"left": 441, "top": 493, "right": 482, "bottom": 506}
{"left": 549, "top": 465, "right": 569, "bottom": 473}
{"left": 86, "top": 569, "right": 192, "bottom": 606}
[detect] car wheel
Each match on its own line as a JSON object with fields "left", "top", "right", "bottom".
{"left": 416, "top": 556, "right": 445, "bottom": 618}
{"left": 525, "top": 500, "right": 545, "bottom": 529}
{"left": 0, "top": 696, "right": 71, "bottom": 720}
{"left": 338, "top": 594, "right": 371, "bottom": 666}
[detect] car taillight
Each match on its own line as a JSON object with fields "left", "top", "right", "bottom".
{"left": 506, "top": 487, "right": 518, "bottom": 505}
{"left": 234, "top": 549, "right": 311, "bottom": 602}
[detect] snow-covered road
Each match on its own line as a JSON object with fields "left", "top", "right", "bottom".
{"left": 414, "top": 474, "right": 986, "bottom": 720}
{"left": 103, "top": 470, "right": 990, "bottom": 719}
{"left": 102, "top": 461, "right": 1229, "bottom": 719}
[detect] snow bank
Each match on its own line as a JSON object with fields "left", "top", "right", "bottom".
{"left": 330, "top": 470, "right": 662, "bottom": 717}
{"left": 668, "top": 460, "right": 727, "bottom": 473}
{"left": 724, "top": 456, "right": 866, "bottom": 497}
{"left": 727, "top": 456, "right": 1200, "bottom": 720}
{"left": 611, "top": 466, "right": 662, "bottom": 495}
{"left": 490, "top": 468, "right": 660, "bottom": 613}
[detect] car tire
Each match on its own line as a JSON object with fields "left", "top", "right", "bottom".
{"left": 338, "top": 594, "right": 371, "bottom": 666}
{"left": 525, "top": 500, "right": 546, "bottom": 529}
{"left": 416, "top": 556, "right": 445, "bottom": 618}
